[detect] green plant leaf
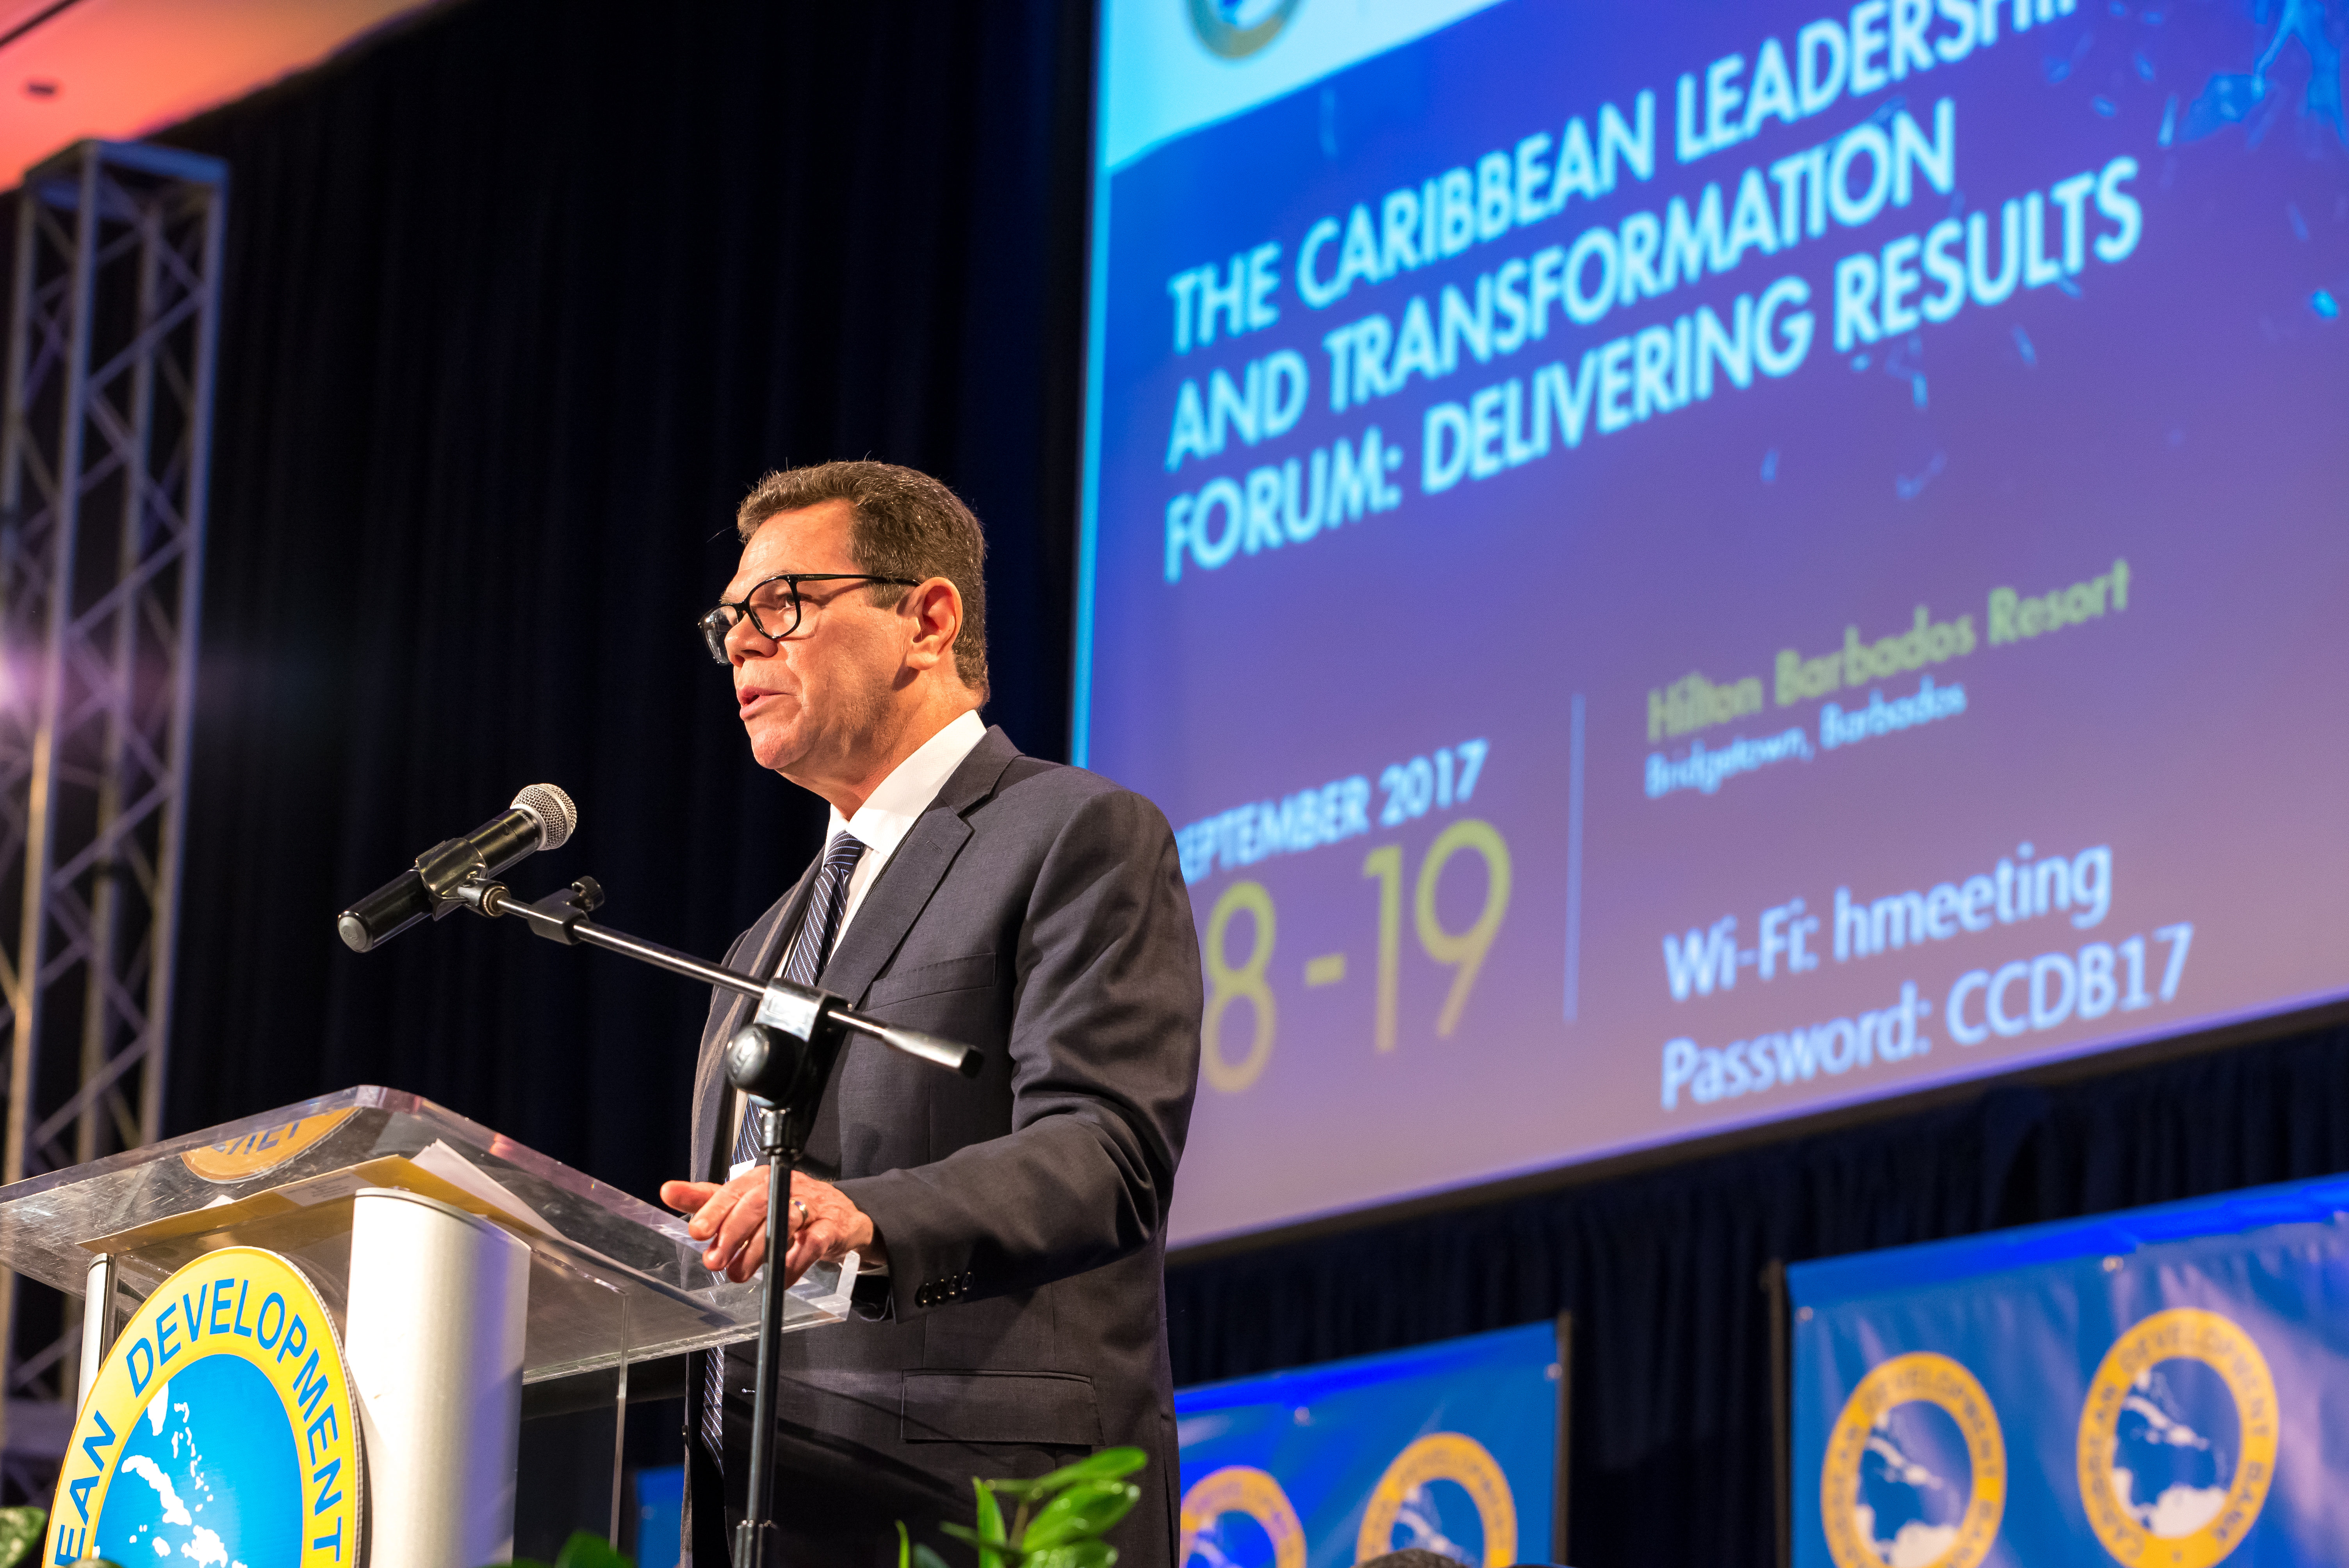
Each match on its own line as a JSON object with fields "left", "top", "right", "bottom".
{"left": 938, "top": 1522, "right": 1010, "bottom": 1558}
{"left": 900, "top": 1522, "right": 956, "bottom": 1568}
{"left": 0, "top": 1508, "right": 43, "bottom": 1568}
{"left": 1023, "top": 1544, "right": 1115, "bottom": 1568}
{"left": 551, "top": 1531, "right": 631, "bottom": 1568}
{"left": 1020, "top": 1481, "right": 1139, "bottom": 1550}
{"left": 974, "top": 1475, "right": 1007, "bottom": 1568}
{"left": 994, "top": 1446, "right": 1148, "bottom": 1504}
{"left": 941, "top": 1518, "right": 1011, "bottom": 1567}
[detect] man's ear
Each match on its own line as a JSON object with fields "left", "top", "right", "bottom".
{"left": 904, "top": 577, "right": 963, "bottom": 669}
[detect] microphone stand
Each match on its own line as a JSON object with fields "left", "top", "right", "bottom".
{"left": 730, "top": 1048, "right": 825, "bottom": 1568}
{"left": 448, "top": 873, "right": 981, "bottom": 1568}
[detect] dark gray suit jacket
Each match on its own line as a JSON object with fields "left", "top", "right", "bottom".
{"left": 680, "top": 727, "right": 1201, "bottom": 1564}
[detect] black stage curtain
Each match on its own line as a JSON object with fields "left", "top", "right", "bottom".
{"left": 150, "top": 0, "right": 1091, "bottom": 1201}
{"left": 114, "top": 3, "right": 2347, "bottom": 1564}
{"left": 1166, "top": 1019, "right": 2349, "bottom": 1565}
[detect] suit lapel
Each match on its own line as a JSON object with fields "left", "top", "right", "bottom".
{"left": 797, "top": 728, "right": 1018, "bottom": 1175}
{"left": 818, "top": 726, "right": 1019, "bottom": 1003}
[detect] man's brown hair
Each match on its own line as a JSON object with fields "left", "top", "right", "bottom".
{"left": 735, "top": 461, "right": 989, "bottom": 697}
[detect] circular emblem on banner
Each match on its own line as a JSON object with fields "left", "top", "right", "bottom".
{"left": 1821, "top": 1352, "right": 2005, "bottom": 1568}
{"left": 1187, "top": 0, "right": 1303, "bottom": 60}
{"left": 181, "top": 1108, "right": 354, "bottom": 1183}
{"left": 2076, "top": 1308, "right": 2278, "bottom": 1568}
{"left": 1179, "top": 1464, "right": 1305, "bottom": 1568}
{"left": 1355, "top": 1432, "right": 1517, "bottom": 1566}
{"left": 49, "top": 1247, "right": 364, "bottom": 1568}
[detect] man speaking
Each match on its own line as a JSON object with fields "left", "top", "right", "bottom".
{"left": 659, "top": 461, "right": 1201, "bottom": 1565}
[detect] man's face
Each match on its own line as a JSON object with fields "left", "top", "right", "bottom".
{"left": 722, "top": 500, "right": 907, "bottom": 782}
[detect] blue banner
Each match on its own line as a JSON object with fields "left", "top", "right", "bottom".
{"left": 1176, "top": 1320, "right": 1561, "bottom": 1567}
{"left": 1790, "top": 1173, "right": 2349, "bottom": 1568}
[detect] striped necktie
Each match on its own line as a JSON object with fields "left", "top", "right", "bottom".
{"left": 700, "top": 830, "right": 867, "bottom": 1468}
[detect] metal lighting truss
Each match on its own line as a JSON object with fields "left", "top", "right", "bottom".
{"left": 0, "top": 140, "right": 225, "bottom": 1495}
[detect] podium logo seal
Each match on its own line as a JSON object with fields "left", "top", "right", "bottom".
{"left": 50, "top": 1246, "right": 364, "bottom": 1568}
{"left": 1821, "top": 1351, "right": 2005, "bottom": 1568}
{"left": 181, "top": 1108, "right": 354, "bottom": 1183}
{"left": 1178, "top": 1464, "right": 1305, "bottom": 1568}
{"left": 2077, "top": 1308, "right": 2277, "bottom": 1568}
{"left": 1356, "top": 1431, "right": 1517, "bottom": 1566}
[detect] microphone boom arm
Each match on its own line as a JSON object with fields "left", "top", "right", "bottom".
{"left": 458, "top": 875, "right": 983, "bottom": 1079}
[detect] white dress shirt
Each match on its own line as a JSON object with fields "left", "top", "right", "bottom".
{"left": 727, "top": 709, "right": 989, "bottom": 1197}
{"left": 825, "top": 707, "right": 987, "bottom": 948}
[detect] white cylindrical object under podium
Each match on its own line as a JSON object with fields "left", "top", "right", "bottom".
{"left": 345, "top": 1186, "right": 531, "bottom": 1568}
{"left": 76, "top": 1252, "right": 117, "bottom": 1413}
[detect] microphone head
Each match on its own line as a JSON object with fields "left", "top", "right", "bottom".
{"left": 510, "top": 783, "right": 577, "bottom": 850}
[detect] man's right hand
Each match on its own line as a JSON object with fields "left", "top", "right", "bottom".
{"left": 660, "top": 1172, "right": 774, "bottom": 1283}
{"left": 660, "top": 1170, "right": 881, "bottom": 1285}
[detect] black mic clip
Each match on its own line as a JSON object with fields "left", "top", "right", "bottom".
{"left": 455, "top": 875, "right": 606, "bottom": 945}
{"left": 413, "top": 834, "right": 496, "bottom": 915}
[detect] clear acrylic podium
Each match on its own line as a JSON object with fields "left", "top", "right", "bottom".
{"left": 0, "top": 1085, "right": 854, "bottom": 1563}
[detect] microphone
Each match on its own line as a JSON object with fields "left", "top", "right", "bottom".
{"left": 337, "top": 784, "right": 577, "bottom": 953}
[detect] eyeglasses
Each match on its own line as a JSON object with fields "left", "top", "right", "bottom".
{"left": 698, "top": 572, "right": 921, "bottom": 664}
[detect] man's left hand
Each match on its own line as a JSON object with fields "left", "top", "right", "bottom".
{"left": 658, "top": 1169, "right": 884, "bottom": 1285}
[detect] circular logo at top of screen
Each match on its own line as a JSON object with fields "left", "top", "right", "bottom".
{"left": 1178, "top": 1464, "right": 1305, "bottom": 1568}
{"left": 1188, "top": 0, "right": 1302, "bottom": 59}
{"left": 1821, "top": 1352, "right": 2005, "bottom": 1568}
{"left": 2076, "top": 1308, "right": 2278, "bottom": 1568}
{"left": 47, "top": 1246, "right": 364, "bottom": 1568}
{"left": 1356, "top": 1431, "right": 1517, "bottom": 1567}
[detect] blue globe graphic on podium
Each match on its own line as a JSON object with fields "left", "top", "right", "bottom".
{"left": 94, "top": 1353, "right": 302, "bottom": 1568}
{"left": 2108, "top": 1358, "right": 2240, "bottom": 1537}
{"left": 1853, "top": 1400, "right": 1971, "bottom": 1568}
